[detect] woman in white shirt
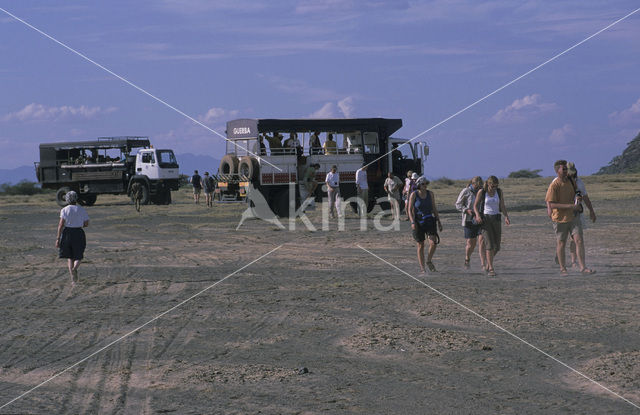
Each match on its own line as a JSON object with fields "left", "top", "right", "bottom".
{"left": 55, "top": 191, "right": 90, "bottom": 286}
{"left": 473, "top": 176, "right": 510, "bottom": 276}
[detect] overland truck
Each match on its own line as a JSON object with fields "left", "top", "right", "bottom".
{"left": 217, "top": 118, "right": 428, "bottom": 217}
{"left": 35, "top": 136, "right": 180, "bottom": 207}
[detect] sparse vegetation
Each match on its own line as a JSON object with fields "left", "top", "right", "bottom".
{"left": 508, "top": 169, "right": 542, "bottom": 178}
{"left": 597, "top": 131, "right": 640, "bottom": 174}
{"left": 0, "top": 180, "right": 50, "bottom": 196}
{"left": 432, "top": 177, "right": 455, "bottom": 186}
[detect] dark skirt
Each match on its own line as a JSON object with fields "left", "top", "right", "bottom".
{"left": 59, "top": 227, "right": 86, "bottom": 260}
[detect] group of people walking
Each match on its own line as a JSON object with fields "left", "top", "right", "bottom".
{"left": 56, "top": 161, "right": 597, "bottom": 286}
{"left": 189, "top": 170, "right": 216, "bottom": 207}
{"left": 407, "top": 160, "right": 595, "bottom": 277}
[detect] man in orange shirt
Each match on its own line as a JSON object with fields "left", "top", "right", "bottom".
{"left": 545, "top": 160, "right": 595, "bottom": 275}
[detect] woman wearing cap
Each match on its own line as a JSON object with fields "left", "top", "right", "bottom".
{"left": 408, "top": 176, "right": 443, "bottom": 273}
{"left": 55, "top": 191, "right": 90, "bottom": 286}
{"left": 402, "top": 171, "right": 417, "bottom": 220}
{"left": 473, "top": 176, "right": 510, "bottom": 276}
{"left": 455, "top": 176, "right": 486, "bottom": 270}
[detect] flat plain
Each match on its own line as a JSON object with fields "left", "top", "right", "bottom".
{"left": 0, "top": 174, "right": 639, "bottom": 414}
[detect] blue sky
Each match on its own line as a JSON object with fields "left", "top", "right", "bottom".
{"left": 1, "top": 1, "right": 639, "bottom": 178}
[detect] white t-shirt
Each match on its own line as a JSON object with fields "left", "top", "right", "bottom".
{"left": 355, "top": 168, "right": 368, "bottom": 189}
{"left": 60, "top": 204, "right": 89, "bottom": 228}
{"left": 484, "top": 191, "right": 500, "bottom": 215}
{"left": 325, "top": 171, "right": 339, "bottom": 188}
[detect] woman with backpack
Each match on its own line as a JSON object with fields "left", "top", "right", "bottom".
{"left": 473, "top": 176, "right": 510, "bottom": 276}
{"left": 408, "top": 176, "right": 443, "bottom": 274}
{"left": 455, "top": 176, "right": 486, "bottom": 270}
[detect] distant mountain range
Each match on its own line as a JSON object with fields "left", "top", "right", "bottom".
{"left": 0, "top": 153, "right": 222, "bottom": 185}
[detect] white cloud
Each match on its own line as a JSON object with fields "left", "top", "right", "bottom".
{"left": 549, "top": 124, "right": 574, "bottom": 144}
{"left": 2, "top": 103, "right": 117, "bottom": 123}
{"left": 337, "top": 96, "right": 355, "bottom": 118}
{"left": 198, "top": 107, "right": 239, "bottom": 125}
{"left": 308, "top": 103, "right": 336, "bottom": 119}
{"left": 609, "top": 97, "right": 640, "bottom": 125}
{"left": 307, "top": 97, "right": 355, "bottom": 119}
{"left": 491, "top": 94, "right": 557, "bottom": 123}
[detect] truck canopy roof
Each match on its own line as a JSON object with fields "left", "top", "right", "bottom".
{"left": 39, "top": 136, "right": 150, "bottom": 151}
{"left": 227, "top": 118, "right": 402, "bottom": 139}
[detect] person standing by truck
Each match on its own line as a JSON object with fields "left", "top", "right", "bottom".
{"left": 355, "top": 163, "right": 368, "bottom": 217}
{"left": 203, "top": 172, "right": 215, "bottom": 207}
{"left": 190, "top": 170, "right": 202, "bottom": 204}
{"left": 325, "top": 165, "right": 341, "bottom": 218}
{"left": 55, "top": 191, "right": 89, "bottom": 287}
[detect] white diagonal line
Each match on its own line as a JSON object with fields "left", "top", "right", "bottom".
{"left": 0, "top": 7, "right": 282, "bottom": 172}
{"left": 0, "top": 244, "right": 283, "bottom": 411}
{"left": 364, "top": 6, "right": 640, "bottom": 170}
{"left": 356, "top": 244, "right": 640, "bottom": 410}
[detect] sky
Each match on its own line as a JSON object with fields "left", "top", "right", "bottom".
{"left": 1, "top": 1, "right": 639, "bottom": 179}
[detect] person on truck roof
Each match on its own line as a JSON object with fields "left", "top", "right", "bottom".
{"left": 323, "top": 134, "right": 337, "bottom": 155}
{"left": 309, "top": 131, "right": 322, "bottom": 155}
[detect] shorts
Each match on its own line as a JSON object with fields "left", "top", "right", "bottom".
{"left": 553, "top": 217, "right": 582, "bottom": 242}
{"left": 412, "top": 217, "right": 438, "bottom": 243}
{"left": 59, "top": 227, "right": 86, "bottom": 260}
{"left": 193, "top": 187, "right": 202, "bottom": 194}
{"left": 463, "top": 221, "right": 481, "bottom": 239}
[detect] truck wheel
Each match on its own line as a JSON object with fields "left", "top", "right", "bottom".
{"left": 274, "top": 188, "right": 291, "bottom": 218}
{"left": 81, "top": 194, "right": 97, "bottom": 206}
{"left": 56, "top": 186, "right": 71, "bottom": 207}
{"left": 219, "top": 155, "right": 239, "bottom": 175}
{"left": 238, "top": 156, "right": 259, "bottom": 181}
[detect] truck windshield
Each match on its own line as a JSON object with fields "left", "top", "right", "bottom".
{"left": 157, "top": 150, "right": 178, "bottom": 168}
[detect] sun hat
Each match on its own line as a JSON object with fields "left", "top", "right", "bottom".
{"left": 411, "top": 172, "right": 419, "bottom": 180}
{"left": 416, "top": 176, "right": 430, "bottom": 186}
{"left": 65, "top": 190, "right": 78, "bottom": 204}
{"left": 567, "top": 162, "right": 577, "bottom": 176}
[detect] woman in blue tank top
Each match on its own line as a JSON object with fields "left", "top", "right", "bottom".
{"left": 408, "top": 177, "right": 443, "bottom": 274}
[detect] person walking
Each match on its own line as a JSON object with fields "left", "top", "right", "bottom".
{"left": 473, "top": 176, "right": 510, "bottom": 276}
{"left": 545, "top": 160, "right": 594, "bottom": 275}
{"left": 384, "top": 172, "right": 403, "bottom": 221}
{"left": 55, "top": 191, "right": 89, "bottom": 287}
{"left": 355, "top": 164, "right": 369, "bottom": 217}
{"left": 408, "top": 177, "right": 443, "bottom": 273}
{"left": 455, "top": 176, "right": 486, "bottom": 270}
{"left": 325, "top": 165, "right": 341, "bottom": 218}
{"left": 567, "top": 162, "right": 597, "bottom": 268}
{"left": 190, "top": 170, "right": 202, "bottom": 204}
{"left": 203, "top": 172, "right": 215, "bottom": 207}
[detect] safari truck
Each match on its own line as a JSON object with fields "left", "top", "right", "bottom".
{"left": 217, "top": 118, "right": 428, "bottom": 217}
{"left": 35, "top": 136, "right": 180, "bottom": 207}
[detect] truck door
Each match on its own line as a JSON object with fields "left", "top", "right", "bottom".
{"left": 137, "top": 150, "right": 160, "bottom": 179}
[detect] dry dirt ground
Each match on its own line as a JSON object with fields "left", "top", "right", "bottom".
{"left": 1, "top": 175, "right": 639, "bottom": 414}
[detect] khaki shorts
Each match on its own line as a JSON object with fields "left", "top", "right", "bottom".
{"left": 553, "top": 218, "right": 582, "bottom": 242}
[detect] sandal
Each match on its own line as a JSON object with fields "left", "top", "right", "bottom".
{"left": 487, "top": 269, "right": 496, "bottom": 277}
{"left": 560, "top": 268, "right": 569, "bottom": 276}
{"left": 581, "top": 268, "right": 596, "bottom": 275}
{"left": 427, "top": 262, "right": 436, "bottom": 272}
{"left": 464, "top": 259, "right": 470, "bottom": 269}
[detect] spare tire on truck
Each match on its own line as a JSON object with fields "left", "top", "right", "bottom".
{"left": 219, "top": 155, "right": 239, "bottom": 175}
{"left": 238, "top": 156, "right": 260, "bottom": 181}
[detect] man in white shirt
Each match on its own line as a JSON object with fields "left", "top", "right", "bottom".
{"left": 325, "top": 165, "right": 341, "bottom": 218}
{"left": 355, "top": 164, "right": 368, "bottom": 217}
{"left": 384, "top": 172, "right": 403, "bottom": 220}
